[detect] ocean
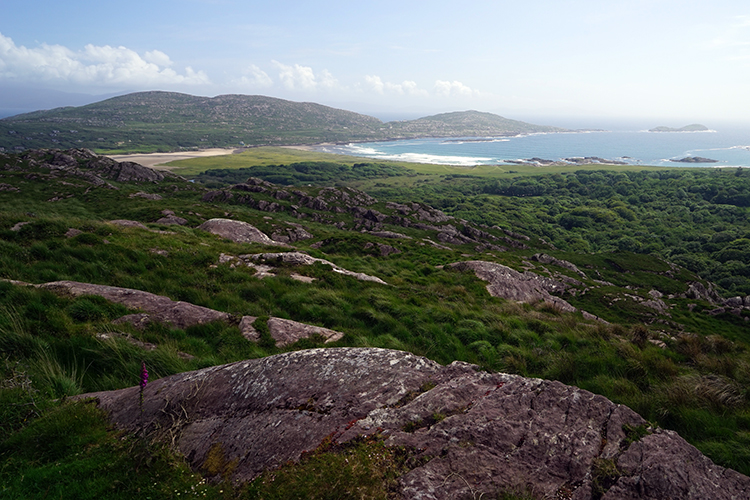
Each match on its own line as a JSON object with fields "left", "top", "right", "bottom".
{"left": 314, "top": 127, "right": 750, "bottom": 168}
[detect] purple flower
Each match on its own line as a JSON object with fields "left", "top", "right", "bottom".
{"left": 140, "top": 361, "right": 148, "bottom": 389}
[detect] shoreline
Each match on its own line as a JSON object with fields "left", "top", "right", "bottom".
{"left": 107, "top": 148, "right": 240, "bottom": 171}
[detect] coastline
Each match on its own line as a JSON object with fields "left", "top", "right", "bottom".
{"left": 107, "top": 148, "right": 239, "bottom": 171}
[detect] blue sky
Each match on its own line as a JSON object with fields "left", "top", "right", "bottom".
{"left": 1, "top": 0, "right": 750, "bottom": 125}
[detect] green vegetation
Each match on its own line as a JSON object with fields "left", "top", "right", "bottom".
{"left": 0, "top": 91, "right": 562, "bottom": 153}
{"left": 2, "top": 148, "right": 750, "bottom": 498}
{"left": 195, "top": 161, "right": 415, "bottom": 187}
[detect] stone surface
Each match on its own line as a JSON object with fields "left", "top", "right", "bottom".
{"left": 36, "top": 280, "right": 230, "bottom": 329}
{"left": 197, "top": 218, "right": 286, "bottom": 246}
{"left": 108, "top": 219, "right": 149, "bottom": 230}
{"left": 248, "top": 252, "right": 387, "bottom": 284}
{"left": 267, "top": 317, "right": 344, "bottom": 347}
{"left": 155, "top": 215, "right": 188, "bottom": 225}
{"left": 449, "top": 260, "right": 576, "bottom": 312}
{"left": 129, "top": 191, "right": 163, "bottom": 200}
{"left": 79, "top": 348, "right": 750, "bottom": 499}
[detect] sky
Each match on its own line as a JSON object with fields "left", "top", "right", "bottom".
{"left": 1, "top": 0, "right": 750, "bottom": 126}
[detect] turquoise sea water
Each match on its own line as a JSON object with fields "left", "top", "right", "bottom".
{"left": 315, "top": 128, "right": 750, "bottom": 168}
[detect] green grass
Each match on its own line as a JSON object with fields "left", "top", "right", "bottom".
{"left": 3, "top": 148, "right": 750, "bottom": 495}
{"left": 163, "top": 146, "right": 680, "bottom": 179}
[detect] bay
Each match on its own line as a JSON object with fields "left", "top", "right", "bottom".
{"left": 314, "top": 127, "right": 750, "bottom": 168}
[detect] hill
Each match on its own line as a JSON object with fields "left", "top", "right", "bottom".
{"left": 0, "top": 91, "right": 565, "bottom": 153}
{"left": 649, "top": 124, "right": 709, "bottom": 132}
{"left": 1, "top": 148, "right": 750, "bottom": 498}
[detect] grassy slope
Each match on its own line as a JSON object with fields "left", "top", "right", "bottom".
{"left": 163, "top": 146, "right": 673, "bottom": 178}
{"left": 0, "top": 91, "right": 562, "bottom": 153}
{"left": 1, "top": 150, "right": 750, "bottom": 498}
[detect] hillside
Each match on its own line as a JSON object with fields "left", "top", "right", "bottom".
{"left": 1, "top": 148, "right": 750, "bottom": 498}
{"left": 649, "top": 124, "right": 710, "bottom": 132}
{"left": 0, "top": 91, "right": 565, "bottom": 153}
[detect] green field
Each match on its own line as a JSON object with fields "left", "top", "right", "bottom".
{"left": 2, "top": 147, "right": 750, "bottom": 498}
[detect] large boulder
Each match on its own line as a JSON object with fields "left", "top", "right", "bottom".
{"left": 197, "top": 218, "right": 286, "bottom": 246}
{"left": 36, "top": 280, "right": 230, "bottom": 329}
{"left": 80, "top": 348, "right": 750, "bottom": 499}
{"left": 240, "top": 317, "right": 345, "bottom": 347}
{"left": 449, "top": 260, "right": 577, "bottom": 312}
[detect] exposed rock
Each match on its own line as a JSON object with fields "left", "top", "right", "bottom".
{"left": 0, "top": 183, "right": 19, "bottom": 192}
{"left": 88, "top": 158, "right": 166, "bottom": 182}
{"left": 366, "top": 230, "right": 412, "bottom": 240}
{"left": 270, "top": 224, "right": 313, "bottom": 243}
{"left": 155, "top": 215, "right": 188, "bottom": 225}
{"left": 641, "top": 299, "right": 669, "bottom": 314}
{"left": 449, "top": 260, "right": 576, "bottom": 312}
{"left": 725, "top": 296, "right": 744, "bottom": 308}
{"left": 682, "top": 282, "right": 723, "bottom": 304}
{"left": 10, "top": 221, "right": 31, "bottom": 231}
{"left": 267, "top": 317, "right": 344, "bottom": 347}
{"left": 35, "top": 280, "right": 230, "bottom": 330}
{"left": 364, "top": 242, "right": 401, "bottom": 257}
{"left": 113, "top": 313, "right": 153, "bottom": 330}
{"left": 79, "top": 348, "right": 750, "bottom": 499}
{"left": 247, "top": 252, "right": 387, "bottom": 284}
{"left": 65, "top": 228, "right": 83, "bottom": 238}
{"left": 129, "top": 191, "right": 163, "bottom": 200}
{"left": 531, "top": 253, "right": 586, "bottom": 276}
{"left": 197, "top": 218, "right": 286, "bottom": 246}
{"left": 108, "top": 219, "right": 149, "bottom": 230}
{"left": 351, "top": 206, "right": 388, "bottom": 223}
{"left": 238, "top": 316, "right": 259, "bottom": 341}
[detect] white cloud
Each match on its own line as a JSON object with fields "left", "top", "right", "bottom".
{"left": 0, "top": 32, "right": 210, "bottom": 87}
{"left": 434, "top": 80, "right": 478, "bottom": 98}
{"left": 272, "top": 60, "right": 339, "bottom": 91}
{"left": 364, "top": 75, "right": 428, "bottom": 96}
{"left": 365, "top": 75, "right": 385, "bottom": 94}
{"left": 318, "top": 69, "right": 339, "bottom": 90}
{"left": 233, "top": 64, "right": 273, "bottom": 88}
{"left": 143, "top": 50, "right": 173, "bottom": 67}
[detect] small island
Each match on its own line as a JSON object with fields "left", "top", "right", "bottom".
{"left": 670, "top": 156, "right": 718, "bottom": 163}
{"left": 649, "top": 124, "right": 709, "bottom": 132}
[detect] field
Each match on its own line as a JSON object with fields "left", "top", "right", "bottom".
{"left": 1, "top": 147, "right": 750, "bottom": 498}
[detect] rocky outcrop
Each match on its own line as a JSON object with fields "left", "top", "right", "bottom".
{"left": 531, "top": 252, "right": 586, "bottom": 277}
{"left": 246, "top": 252, "right": 387, "bottom": 284}
{"left": 449, "top": 260, "right": 576, "bottom": 312}
{"left": 35, "top": 280, "right": 230, "bottom": 329}
{"left": 270, "top": 223, "right": 313, "bottom": 243}
{"left": 129, "top": 191, "right": 163, "bottom": 200}
{"left": 107, "top": 219, "right": 149, "bottom": 230}
{"left": 240, "top": 317, "right": 344, "bottom": 347}
{"left": 18, "top": 148, "right": 165, "bottom": 184}
{"left": 155, "top": 210, "right": 188, "bottom": 225}
{"left": 197, "top": 218, "right": 286, "bottom": 246}
{"left": 80, "top": 348, "right": 750, "bottom": 499}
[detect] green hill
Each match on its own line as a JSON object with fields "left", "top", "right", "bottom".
{"left": 0, "top": 91, "right": 565, "bottom": 153}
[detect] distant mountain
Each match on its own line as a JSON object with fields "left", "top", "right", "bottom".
{"left": 389, "top": 110, "right": 565, "bottom": 137}
{"left": 649, "top": 124, "right": 709, "bottom": 132}
{"left": 0, "top": 91, "right": 566, "bottom": 153}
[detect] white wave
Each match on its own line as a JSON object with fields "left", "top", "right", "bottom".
{"left": 345, "top": 145, "right": 386, "bottom": 156}
{"left": 440, "top": 138, "right": 510, "bottom": 145}
{"left": 375, "top": 152, "right": 493, "bottom": 166}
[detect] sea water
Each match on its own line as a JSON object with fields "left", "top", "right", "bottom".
{"left": 315, "top": 127, "right": 750, "bottom": 168}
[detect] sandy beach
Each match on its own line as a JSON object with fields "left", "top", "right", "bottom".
{"left": 107, "top": 148, "right": 239, "bottom": 171}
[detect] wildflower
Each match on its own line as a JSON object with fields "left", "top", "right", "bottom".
{"left": 139, "top": 361, "right": 149, "bottom": 414}
{"left": 140, "top": 361, "right": 149, "bottom": 389}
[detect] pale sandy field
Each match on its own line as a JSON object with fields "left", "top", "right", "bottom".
{"left": 107, "top": 148, "right": 239, "bottom": 171}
